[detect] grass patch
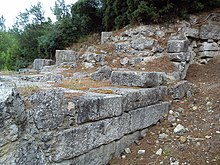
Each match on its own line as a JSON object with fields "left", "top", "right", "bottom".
{"left": 56, "top": 78, "right": 111, "bottom": 91}
{"left": 17, "top": 85, "right": 40, "bottom": 96}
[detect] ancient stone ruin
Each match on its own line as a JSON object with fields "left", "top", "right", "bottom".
{"left": 0, "top": 12, "right": 220, "bottom": 165}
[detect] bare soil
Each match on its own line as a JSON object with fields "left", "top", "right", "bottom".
{"left": 110, "top": 57, "right": 220, "bottom": 165}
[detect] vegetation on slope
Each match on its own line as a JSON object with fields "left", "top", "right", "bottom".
{"left": 0, "top": 0, "right": 220, "bottom": 70}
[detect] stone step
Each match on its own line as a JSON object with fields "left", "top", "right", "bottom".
{"left": 110, "top": 71, "right": 166, "bottom": 87}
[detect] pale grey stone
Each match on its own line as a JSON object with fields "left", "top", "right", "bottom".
{"left": 101, "top": 32, "right": 113, "bottom": 44}
{"left": 129, "top": 102, "right": 170, "bottom": 132}
{"left": 129, "top": 57, "right": 143, "bottom": 65}
{"left": 131, "top": 37, "right": 156, "bottom": 50}
{"left": 111, "top": 87, "right": 167, "bottom": 112}
{"left": 91, "top": 66, "right": 112, "bottom": 81}
{"left": 75, "top": 94, "right": 123, "bottom": 124}
{"left": 53, "top": 114, "right": 130, "bottom": 161}
{"left": 167, "top": 40, "right": 189, "bottom": 53}
{"left": 28, "top": 89, "right": 65, "bottom": 131}
{"left": 199, "top": 42, "right": 219, "bottom": 51}
{"left": 169, "top": 52, "right": 191, "bottom": 62}
{"left": 55, "top": 50, "right": 79, "bottom": 65}
{"left": 120, "top": 57, "right": 129, "bottom": 65}
{"left": 199, "top": 24, "right": 220, "bottom": 40}
{"left": 169, "top": 81, "right": 191, "bottom": 100}
{"left": 198, "top": 51, "right": 220, "bottom": 58}
{"left": 33, "top": 59, "right": 54, "bottom": 70}
{"left": 155, "top": 30, "right": 165, "bottom": 38}
{"left": 84, "top": 62, "right": 94, "bottom": 68}
{"left": 173, "top": 124, "right": 186, "bottom": 134}
{"left": 183, "top": 27, "right": 199, "bottom": 38}
{"left": 110, "top": 71, "right": 166, "bottom": 87}
{"left": 115, "top": 42, "right": 130, "bottom": 52}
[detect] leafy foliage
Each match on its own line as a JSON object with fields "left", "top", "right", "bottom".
{"left": 0, "top": 0, "right": 219, "bottom": 71}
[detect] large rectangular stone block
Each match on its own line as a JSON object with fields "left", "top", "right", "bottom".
{"left": 32, "top": 59, "right": 54, "bottom": 70}
{"left": 169, "top": 81, "right": 191, "bottom": 100}
{"left": 110, "top": 71, "right": 166, "bottom": 87}
{"left": 129, "top": 102, "right": 170, "bottom": 132}
{"left": 199, "top": 24, "right": 220, "bottom": 40}
{"left": 111, "top": 87, "right": 167, "bottom": 112}
{"left": 53, "top": 113, "right": 130, "bottom": 162}
{"left": 62, "top": 142, "right": 116, "bottom": 165}
{"left": 169, "top": 52, "right": 191, "bottom": 62}
{"left": 55, "top": 50, "right": 79, "bottom": 65}
{"left": 75, "top": 94, "right": 123, "bottom": 124}
{"left": 167, "top": 40, "right": 189, "bottom": 53}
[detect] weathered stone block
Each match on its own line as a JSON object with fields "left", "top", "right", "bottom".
{"left": 131, "top": 37, "right": 156, "bottom": 50}
{"left": 169, "top": 52, "right": 191, "bottom": 62}
{"left": 167, "top": 40, "right": 189, "bottom": 53}
{"left": 67, "top": 142, "right": 116, "bottom": 165}
{"left": 53, "top": 114, "right": 130, "bottom": 161}
{"left": 55, "top": 50, "right": 79, "bottom": 65}
{"left": 110, "top": 71, "right": 166, "bottom": 87}
{"left": 115, "top": 41, "right": 130, "bottom": 52}
{"left": 33, "top": 59, "right": 54, "bottom": 70}
{"left": 169, "top": 81, "right": 191, "bottom": 99}
{"left": 91, "top": 66, "right": 112, "bottom": 81}
{"left": 183, "top": 27, "right": 199, "bottom": 38}
{"left": 75, "top": 94, "right": 123, "bottom": 124}
{"left": 111, "top": 87, "right": 167, "bottom": 111}
{"left": 199, "top": 24, "right": 220, "bottom": 40}
{"left": 198, "top": 51, "right": 220, "bottom": 58}
{"left": 129, "top": 102, "right": 170, "bottom": 132}
{"left": 28, "top": 89, "right": 65, "bottom": 131}
{"left": 199, "top": 42, "right": 219, "bottom": 51}
{"left": 114, "top": 131, "right": 140, "bottom": 157}
{"left": 101, "top": 32, "right": 113, "bottom": 45}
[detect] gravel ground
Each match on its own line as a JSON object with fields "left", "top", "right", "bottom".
{"left": 110, "top": 57, "right": 220, "bottom": 165}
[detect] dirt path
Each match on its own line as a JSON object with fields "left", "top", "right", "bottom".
{"left": 110, "top": 57, "right": 220, "bottom": 165}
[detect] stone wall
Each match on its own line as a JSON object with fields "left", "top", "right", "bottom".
{"left": 0, "top": 84, "right": 169, "bottom": 165}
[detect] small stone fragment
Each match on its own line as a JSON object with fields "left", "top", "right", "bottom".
{"left": 155, "top": 148, "right": 163, "bottom": 156}
{"left": 179, "top": 136, "right": 187, "bottom": 143}
{"left": 138, "top": 150, "right": 145, "bottom": 155}
{"left": 121, "top": 155, "right": 126, "bottom": 159}
{"left": 205, "top": 135, "right": 212, "bottom": 139}
{"left": 174, "top": 124, "right": 185, "bottom": 134}
{"left": 125, "top": 148, "right": 131, "bottom": 154}
{"left": 159, "top": 133, "right": 168, "bottom": 139}
{"left": 192, "top": 106, "right": 197, "bottom": 110}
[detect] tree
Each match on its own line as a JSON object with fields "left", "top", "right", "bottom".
{"left": 52, "top": 0, "right": 71, "bottom": 21}
{"left": 0, "top": 15, "right": 6, "bottom": 31}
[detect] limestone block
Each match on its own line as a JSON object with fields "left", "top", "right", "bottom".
{"left": 114, "top": 131, "right": 140, "bottom": 157}
{"left": 28, "top": 89, "right": 65, "bottom": 131}
{"left": 169, "top": 81, "right": 191, "bottom": 99}
{"left": 115, "top": 41, "right": 130, "bottom": 52}
{"left": 101, "top": 32, "right": 113, "bottom": 45}
{"left": 55, "top": 50, "right": 79, "bottom": 65}
{"left": 129, "top": 102, "right": 170, "bottom": 132}
{"left": 75, "top": 94, "right": 123, "bottom": 124}
{"left": 169, "top": 52, "right": 191, "bottom": 62}
{"left": 198, "top": 51, "right": 220, "bottom": 58}
{"left": 183, "top": 27, "right": 199, "bottom": 38}
{"left": 199, "top": 24, "right": 220, "bottom": 40}
{"left": 66, "top": 142, "right": 116, "bottom": 165}
{"left": 199, "top": 42, "right": 219, "bottom": 51}
{"left": 32, "top": 59, "right": 54, "bottom": 70}
{"left": 53, "top": 114, "right": 130, "bottom": 161}
{"left": 167, "top": 40, "right": 189, "bottom": 53}
{"left": 110, "top": 71, "right": 166, "bottom": 87}
{"left": 111, "top": 87, "right": 167, "bottom": 112}
{"left": 131, "top": 37, "right": 156, "bottom": 50}
{"left": 91, "top": 66, "right": 112, "bottom": 81}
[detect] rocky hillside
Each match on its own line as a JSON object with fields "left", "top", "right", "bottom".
{"left": 0, "top": 9, "right": 220, "bottom": 165}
